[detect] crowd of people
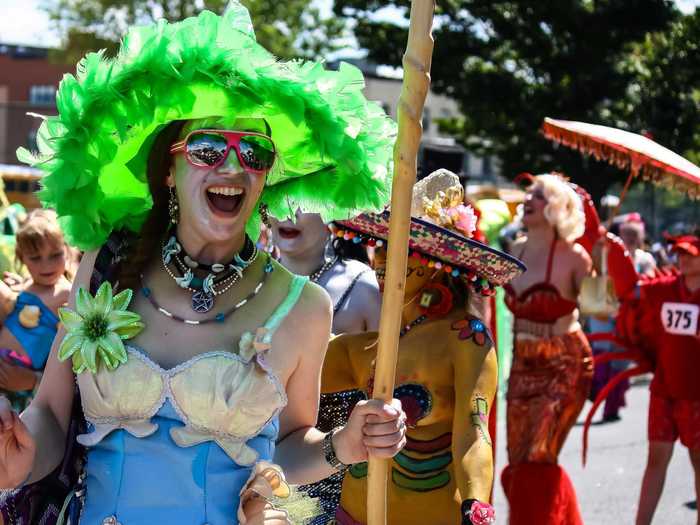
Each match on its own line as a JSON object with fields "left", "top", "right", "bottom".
{"left": 0, "top": 4, "right": 696, "bottom": 525}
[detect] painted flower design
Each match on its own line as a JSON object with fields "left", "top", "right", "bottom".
{"left": 468, "top": 501, "right": 495, "bottom": 525}
{"left": 451, "top": 316, "right": 490, "bottom": 347}
{"left": 57, "top": 282, "right": 144, "bottom": 373}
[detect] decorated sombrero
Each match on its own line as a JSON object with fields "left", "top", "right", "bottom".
{"left": 335, "top": 170, "right": 526, "bottom": 295}
{"left": 17, "top": 2, "right": 395, "bottom": 251}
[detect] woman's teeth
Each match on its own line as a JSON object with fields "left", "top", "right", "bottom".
{"left": 207, "top": 186, "right": 244, "bottom": 196}
{"left": 206, "top": 186, "right": 244, "bottom": 214}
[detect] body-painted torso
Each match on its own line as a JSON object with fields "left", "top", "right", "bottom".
{"left": 322, "top": 313, "right": 494, "bottom": 525}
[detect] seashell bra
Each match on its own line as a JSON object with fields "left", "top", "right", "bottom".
{"left": 76, "top": 275, "right": 307, "bottom": 466}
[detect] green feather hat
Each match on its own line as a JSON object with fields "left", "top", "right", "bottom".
{"left": 18, "top": 2, "right": 396, "bottom": 250}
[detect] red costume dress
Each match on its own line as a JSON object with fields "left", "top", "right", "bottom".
{"left": 617, "top": 273, "right": 700, "bottom": 450}
{"left": 502, "top": 237, "right": 593, "bottom": 525}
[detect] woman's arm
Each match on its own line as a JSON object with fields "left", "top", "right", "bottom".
{"left": 450, "top": 321, "right": 498, "bottom": 510}
{"left": 275, "top": 282, "right": 335, "bottom": 484}
{"left": 571, "top": 243, "right": 593, "bottom": 294}
{"left": 275, "top": 282, "right": 405, "bottom": 485}
{"left": 19, "top": 250, "right": 98, "bottom": 483}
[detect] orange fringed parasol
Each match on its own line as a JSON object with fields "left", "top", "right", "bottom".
{"left": 542, "top": 118, "right": 700, "bottom": 201}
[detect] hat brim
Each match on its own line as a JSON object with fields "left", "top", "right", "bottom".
{"left": 671, "top": 242, "right": 700, "bottom": 256}
{"left": 664, "top": 233, "right": 700, "bottom": 257}
{"left": 337, "top": 211, "right": 526, "bottom": 286}
{"left": 21, "top": 8, "right": 395, "bottom": 250}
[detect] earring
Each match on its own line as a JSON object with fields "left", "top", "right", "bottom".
{"left": 168, "top": 186, "right": 179, "bottom": 225}
{"left": 259, "top": 203, "right": 271, "bottom": 228}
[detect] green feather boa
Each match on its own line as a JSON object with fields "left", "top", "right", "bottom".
{"left": 19, "top": 2, "right": 395, "bottom": 250}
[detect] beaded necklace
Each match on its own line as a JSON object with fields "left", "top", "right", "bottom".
{"left": 162, "top": 256, "right": 244, "bottom": 310}
{"left": 161, "top": 233, "right": 257, "bottom": 313}
{"left": 399, "top": 314, "right": 428, "bottom": 337}
{"left": 141, "top": 256, "right": 274, "bottom": 325}
{"left": 310, "top": 256, "right": 339, "bottom": 283}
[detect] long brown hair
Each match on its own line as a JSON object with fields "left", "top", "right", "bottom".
{"left": 118, "top": 120, "right": 187, "bottom": 290}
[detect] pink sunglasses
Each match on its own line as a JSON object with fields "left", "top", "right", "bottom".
{"left": 170, "top": 129, "right": 276, "bottom": 174}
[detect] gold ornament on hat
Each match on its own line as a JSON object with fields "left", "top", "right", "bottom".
{"left": 413, "top": 169, "right": 477, "bottom": 238}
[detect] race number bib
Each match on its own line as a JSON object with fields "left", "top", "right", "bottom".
{"left": 661, "top": 302, "right": 699, "bottom": 336}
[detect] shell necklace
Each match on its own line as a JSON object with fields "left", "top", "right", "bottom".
{"left": 142, "top": 255, "right": 274, "bottom": 325}
{"left": 161, "top": 233, "right": 257, "bottom": 313}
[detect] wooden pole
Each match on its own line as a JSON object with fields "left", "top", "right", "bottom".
{"left": 366, "top": 2, "right": 435, "bottom": 524}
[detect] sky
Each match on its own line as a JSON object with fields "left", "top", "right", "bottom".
{"left": 0, "top": 0, "right": 697, "bottom": 48}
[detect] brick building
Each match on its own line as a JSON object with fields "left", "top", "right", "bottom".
{"left": 0, "top": 44, "right": 72, "bottom": 165}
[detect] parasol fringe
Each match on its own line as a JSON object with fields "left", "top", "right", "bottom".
{"left": 542, "top": 121, "right": 699, "bottom": 200}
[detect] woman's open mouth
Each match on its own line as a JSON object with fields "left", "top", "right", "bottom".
{"left": 277, "top": 226, "right": 301, "bottom": 239}
{"left": 206, "top": 185, "right": 245, "bottom": 217}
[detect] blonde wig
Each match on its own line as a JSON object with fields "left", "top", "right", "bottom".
{"left": 535, "top": 174, "right": 585, "bottom": 243}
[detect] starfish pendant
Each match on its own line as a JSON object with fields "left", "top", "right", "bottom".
{"left": 192, "top": 290, "right": 214, "bottom": 313}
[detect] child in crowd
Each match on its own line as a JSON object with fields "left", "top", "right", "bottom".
{"left": 0, "top": 209, "right": 72, "bottom": 410}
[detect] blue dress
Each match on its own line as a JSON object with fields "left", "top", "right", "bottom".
{"left": 74, "top": 275, "right": 307, "bottom": 524}
{"left": 80, "top": 401, "right": 278, "bottom": 525}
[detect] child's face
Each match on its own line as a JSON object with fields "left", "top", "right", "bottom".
{"left": 21, "top": 241, "right": 67, "bottom": 287}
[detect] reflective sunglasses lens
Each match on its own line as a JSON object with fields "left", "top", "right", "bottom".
{"left": 186, "top": 133, "right": 228, "bottom": 166}
{"left": 239, "top": 135, "right": 276, "bottom": 171}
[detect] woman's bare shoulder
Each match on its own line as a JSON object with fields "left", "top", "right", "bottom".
{"left": 291, "top": 280, "right": 332, "bottom": 326}
{"left": 559, "top": 241, "right": 592, "bottom": 275}
{"left": 266, "top": 258, "right": 330, "bottom": 329}
{"left": 568, "top": 241, "right": 592, "bottom": 263}
{"left": 341, "top": 258, "right": 374, "bottom": 275}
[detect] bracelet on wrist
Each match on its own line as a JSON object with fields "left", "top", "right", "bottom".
{"left": 461, "top": 499, "right": 495, "bottom": 525}
{"left": 322, "top": 427, "right": 348, "bottom": 472}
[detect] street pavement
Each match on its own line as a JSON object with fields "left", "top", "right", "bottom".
{"left": 493, "top": 379, "right": 696, "bottom": 524}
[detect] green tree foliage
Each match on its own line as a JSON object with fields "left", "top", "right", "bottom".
{"left": 621, "top": 9, "right": 700, "bottom": 166}
{"left": 43, "top": 0, "right": 346, "bottom": 64}
{"left": 333, "top": 0, "right": 680, "bottom": 198}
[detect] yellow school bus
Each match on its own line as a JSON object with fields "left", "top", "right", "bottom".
{"left": 0, "top": 164, "right": 41, "bottom": 209}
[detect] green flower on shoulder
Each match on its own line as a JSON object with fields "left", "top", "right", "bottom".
{"left": 58, "top": 282, "right": 144, "bottom": 374}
